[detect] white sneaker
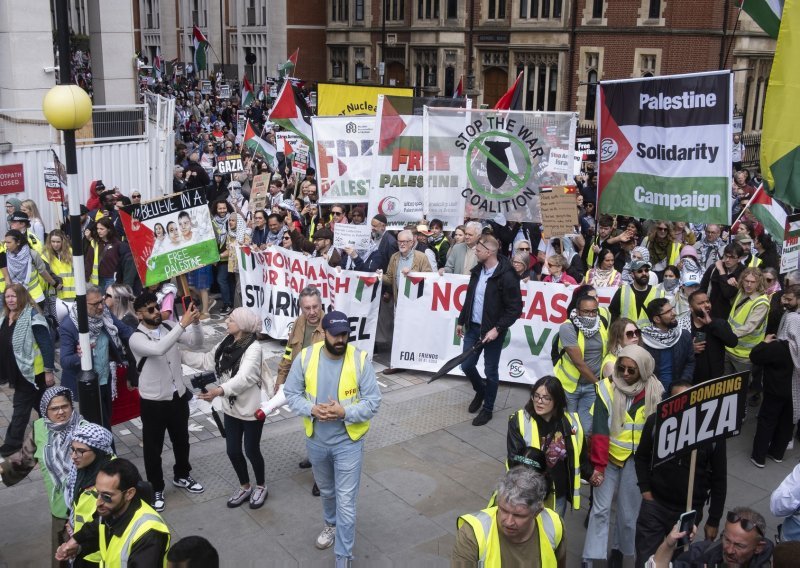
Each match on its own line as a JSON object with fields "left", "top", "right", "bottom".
{"left": 153, "top": 491, "right": 165, "bottom": 512}
{"left": 315, "top": 524, "right": 336, "bottom": 550}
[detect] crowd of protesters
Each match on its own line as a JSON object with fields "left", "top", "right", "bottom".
{"left": 1, "top": 73, "right": 799, "bottom": 565}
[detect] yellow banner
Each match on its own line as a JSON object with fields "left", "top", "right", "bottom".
{"left": 317, "top": 83, "right": 413, "bottom": 116}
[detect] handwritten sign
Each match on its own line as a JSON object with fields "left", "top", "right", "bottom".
{"left": 333, "top": 224, "right": 372, "bottom": 251}
{"left": 539, "top": 186, "right": 578, "bottom": 238}
{"left": 249, "top": 174, "right": 271, "bottom": 212}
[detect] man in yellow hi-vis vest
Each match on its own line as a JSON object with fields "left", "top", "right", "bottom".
{"left": 284, "top": 310, "right": 381, "bottom": 567}
{"left": 452, "top": 467, "right": 567, "bottom": 567}
{"left": 55, "top": 458, "right": 170, "bottom": 566}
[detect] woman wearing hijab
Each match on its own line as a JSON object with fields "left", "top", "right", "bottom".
{"left": 181, "top": 308, "right": 269, "bottom": 509}
{"left": 65, "top": 423, "right": 114, "bottom": 567}
{"left": 0, "top": 386, "right": 87, "bottom": 568}
{"left": 583, "top": 248, "right": 621, "bottom": 287}
{"left": 582, "top": 345, "right": 664, "bottom": 568}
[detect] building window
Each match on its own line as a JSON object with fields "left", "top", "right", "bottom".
{"left": 641, "top": 54, "right": 656, "bottom": 77}
{"left": 520, "top": 0, "right": 561, "bottom": 19}
{"left": 415, "top": 49, "right": 438, "bottom": 89}
{"left": 355, "top": 0, "right": 365, "bottom": 20}
{"left": 447, "top": 0, "right": 457, "bottom": 18}
{"left": 331, "top": 0, "right": 349, "bottom": 21}
{"left": 648, "top": 0, "right": 660, "bottom": 19}
{"left": 444, "top": 66, "right": 456, "bottom": 96}
{"left": 331, "top": 47, "right": 348, "bottom": 81}
{"left": 516, "top": 52, "right": 559, "bottom": 111}
{"left": 418, "top": 0, "right": 440, "bottom": 18}
{"left": 356, "top": 62, "right": 370, "bottom": 80}
{"left": 585, "top": 70, "right": 598, "bottom": 121}
{"left": 488, "top": 0, "right": 505, "bottom": 19}
{"left": 592, "top": 0, "right": 603, "bottom": 18}
{"left": 387, "top": 0, "right": 405, "bottom": 20}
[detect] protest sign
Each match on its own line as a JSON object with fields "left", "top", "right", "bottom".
{"left": 276, "top": 131, "right": 309, "bottom": 175}
{"left": 0, "top": 164, "right": 24, "bottom": 195}
{"left": 652, "top": 373, "right": 747, "bottom": 467}
{"left": 43, "top": 162, "right": 64, "bottom": 202}
{"left": 237, "top": 246, "right": 381, "bottom": 354}
{"left": 598, "top": 70, "right": 732, "bottom": 224}
{"left": 781, "top": 213, "right": 800, "bottom": 274}
{"left": 424, "top": 107, "right": 576, "bottom": 223}
{"left": 391, "top": 274, "right": 617, "bottom": 383}
{"left": 219, "top": 84, "right": 231, "bottom": 98}
{"left": 539, "top": 186, "right": 578, "bottom": 238}
{"left": 317, "top": 83, "right": 413, "bottom": 116}
{"left": 119, "top": 188, "right": 220, "bottom": 287}
{"left": 249, "top": 173, "right": 271, "bottom": 211}
{"left": 217, "top": 154, "right": 244, "bottom": 174}
{"left": 312, "top": 116, "right": 374, "bottom": 203}
{"left": 333, "top": 224, "right": 372, "bottom": 250}
{"left": 369, "top": 96, "right": 466, "bottom": 230}
{"left": 576, "top": 136, "right": 596, "bottom": 160}
{"left": 200, "top": 80, "right": 212, "bottom": 94}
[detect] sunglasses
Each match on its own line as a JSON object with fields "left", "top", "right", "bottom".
{"left": 132, "top": 195, "right": 141, "bottom": 199}
{"left": 616, "top": 364, "right": 638, "bottom": 376}
{"left": 635, "top": 267, "right": 650, "bottom": 273}
{"left": 89, "top": 489, "right": 116, "bottom": 504}
{"left": 332, "top": 211, "right": 343, "bottom": 216}
{"left": 517, "top": 247, "right": 530, "bottom": 251}
{"left": 726, "top": 511, "right": 764, "bottom": 537}
{"left": 139, "top": 304, "right": 159, "bottom": 314}
{"left": 625, "top": 329, "right": 641, "bottom": 339}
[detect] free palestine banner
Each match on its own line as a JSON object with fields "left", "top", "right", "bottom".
{"left": 312, "top": 116, "right": 374, "bottom": 204}
{"left": 598, "top": 70, "right": 732, "bottom": 224}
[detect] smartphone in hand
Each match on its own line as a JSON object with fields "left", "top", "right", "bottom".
{"left": 181, "top": 295, "right": 194, "bottom": 313}
{"left": 677, "top": 510, "right": 696, "bottom": 547}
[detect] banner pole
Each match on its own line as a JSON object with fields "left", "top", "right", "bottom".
{"left": 685, "top": 448, "right": 697, "bottom": 552}
{"left": 731, "top": 183, "right": 763, "bottom": 228}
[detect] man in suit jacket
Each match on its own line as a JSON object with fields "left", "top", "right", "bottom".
{"left": 441, "top": 221, "right": 483, "bottom": 275}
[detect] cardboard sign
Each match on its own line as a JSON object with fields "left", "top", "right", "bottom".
{"left": 652, "top": 372, "right": 747, "bottom": 467}
{"left": 333, "top": 224, "right": 372, "bottom": 250}
{"left": 539, "top": 186, "right": 578, "bottom": 238}
{"left": 200, "top": 80, "right": 212, "bottom": 94}
{"left": 217, "top": 154, "right": 244, "bottom": 174}
{"left": 249, "top": 174, "right": 271, "bottom": 211}
{"left": 0, "top": 164, "right": 24, "bottom": 196}
{"left": 118, "top": 188, "right": 220, "bottom": 287}
{"left": 219, "top": 84, "right": 231, "bottom": 98}
{"left": 781, "top": 213, "right": 800, "bottom": 274}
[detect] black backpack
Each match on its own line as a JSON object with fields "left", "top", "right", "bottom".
{"left": 550, "top": 316, "right": 608, "bottom": 365}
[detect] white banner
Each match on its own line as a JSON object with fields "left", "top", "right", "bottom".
{"left": 237, "top": 246, "right": 381, "bottom": 355}
{"left": 391, "top": 274, "right": 617, "bottom": 384}
{"left": 312, "top": 116, "right": 375, "bottom": 204}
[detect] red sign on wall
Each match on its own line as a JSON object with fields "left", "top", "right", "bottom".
{"left": 0, "top": 164, "right": 24, "bottom": 195}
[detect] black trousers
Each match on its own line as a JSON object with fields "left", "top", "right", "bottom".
{"left": 4, "top": 376, "right": 45, "bottom": 450}
{"left": 752, "top": 392, "right": 794, "bottom": 463}
{"left": 635, "top": 497, "right": 704, "bottom": 568}
{"left": 140, "top": 392, "right": 191, "bottom": 492}
{"left": 224, "top": 414, "right": 265, "bottom": 486}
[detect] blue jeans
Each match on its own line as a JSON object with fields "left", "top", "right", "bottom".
{"left": 307, "top": 439, "right": 364, "bottom": 561}
{"left": 215, "top": 263, "right": 233, "bottom": 307}
{"left": 460, "top": 323, "right": 505, "bottom": 413}
{"left": 565, "top": 381, "right": 596, "bottom": 436}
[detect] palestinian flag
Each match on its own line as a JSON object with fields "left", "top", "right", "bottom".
{"left": 355, "top": 276, "right": 379, "bottom": 302}
{"left": 453, "top": 75, "right": 464, "bottom": 99}
{"left": 761, "top": 0, "right": 800, "bottom": 206}
{"left": 279, "top": 48, "right": 299, "bottom": 78}
{"left": 738, "top": 0, "right": 783, "bottom": 38}
{"left": 750, "top": 183, "right": 788, "bottom": 238}
{"left": 192, "top": 26, "right": 209, "bottom": 71}
{"left": 268, "top": 81, "right": 313, "bottom": 147}
{"left": 403, "top": 275, "right": 425, "bottom": 299}
{"left": 154, "top": 48, "right": 163, "bottom": 80}
{"left": 493, "top": 71, "right": 524, "bottom": 111}
{"left": 242, "top": 120, "right": 278, "bottom": 168}
{"left": 242, "top": 74, "right": 255, "bottom": 107}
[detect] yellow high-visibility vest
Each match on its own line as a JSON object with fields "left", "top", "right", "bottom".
{"left": 553, "top": 321, "right": 608, "bottom": 393}
{"left": 726, "top": 291, "right": 770, "bottom": 360}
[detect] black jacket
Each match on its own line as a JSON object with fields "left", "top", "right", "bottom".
{"left": 458, "top": 256, "right": 522, "bottom": 336}
{"left": 635, "top": 413, "right": 727, "bottom": 528}
{"left": 700, "top": 263, "right": 745, "bottom": 319}
{"left": 674, "top": 538, "right": 773, "bottom": 567}
{"left": 691, "top": 318, "right": 738, "bottom": 384}
{"left": 750, "top": 339, "right": 793, "bottom": 397}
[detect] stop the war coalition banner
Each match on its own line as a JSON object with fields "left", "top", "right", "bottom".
{"left": 312, "top": 116, "right": 374, "bottom": 204}
{"left": 391, "top": 274, "right": 616, "bottom": 383}
{"left": 119, "top": 189, "right": 219, "bottom": 287}
{"left": 598, "top": 70, "right": 732, "bottom": 224}
{"left": 237, "top": 246, "right": 381, "bottom": 355}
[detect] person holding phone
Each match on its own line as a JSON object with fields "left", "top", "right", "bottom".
{"left": 688, "top": 290, "right": 738, "bottom": 384}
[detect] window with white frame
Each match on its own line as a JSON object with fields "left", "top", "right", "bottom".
{"left": 519, "top": 0, "right": 562, "bottom": 19}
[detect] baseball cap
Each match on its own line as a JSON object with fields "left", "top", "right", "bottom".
{"left": 9, "top": 211, "right": 30, "bottom": 224}
{"left": 683, "top": 272, "right": 702, "bottom": 287}
{"left": 630, "top": 259, "right": 651, "bottom": 272}
{"left": 322, "top": 311, "right": 350, "bottom": 336}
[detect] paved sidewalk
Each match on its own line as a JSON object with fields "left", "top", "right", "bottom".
{"left": 0, "top": 324, "right": 796, "bottom": 566}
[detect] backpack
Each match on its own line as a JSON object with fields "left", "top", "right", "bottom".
{"left": 550, "top": 315, "right": 608, "bottom": 365}
{"left": 127, "top": 322, "right": 175, "bottom": 387}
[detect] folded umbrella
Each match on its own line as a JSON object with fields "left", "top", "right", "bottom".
{"left": 428, "top": 342, "right": 483, "bottom": 383}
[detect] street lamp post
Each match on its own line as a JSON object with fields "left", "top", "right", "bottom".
{"left": 43, "top": 0, "right": 97, "bottom": 423}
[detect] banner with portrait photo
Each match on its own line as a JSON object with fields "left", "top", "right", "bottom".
{"left": 312, "top": 116, "right": 374, "bottom": 204}
{"left": 391, "top": 274, "right": 616, "bottom": 384}
{"left": 119, "top": 188, "right": 220, "bottom": 287}
{"left": 236, "top": 246, "right": 381, "bottom": 355}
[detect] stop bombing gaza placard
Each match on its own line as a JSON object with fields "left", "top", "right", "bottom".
{"left": 597, "top": 70, "right": 733, "bottom": 225}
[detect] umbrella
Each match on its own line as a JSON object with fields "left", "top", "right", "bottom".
{"left": 428, "top": 342, "right": 483, "bottom": 383}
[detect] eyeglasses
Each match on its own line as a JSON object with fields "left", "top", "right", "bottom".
{"left": 616, "top": 364, "right": 638, "bottom": 376}
{"left": 398, "top": 239, "right": 413, "bottom": 244}
{"left": 723, "top": 253, "right": 739, "bottom": 260}
{"left": 657, "top": 227, "right": 668, "bottom": 232}
{"left": 47, "top": 403, "right": 71, "bottom": 414}
{"left": 532, "top": 394, "right": 552, "bottom": 403}
{"left": 139, "top": 304, "right": 159, "bottom": 314}
{"left": 578, "top": 309, "right": 599, "bottom": 316}
{"left": 70, "top": 446, "right": 92, "bottom": 456}
{"left": 726, "top": 511, "right": 764, "bottom": 537}
{"left": 625, "top": 329, "right": 641, "bottom": 339}
{"left": 87, "top": 299, "right": 104, "bottom": 307}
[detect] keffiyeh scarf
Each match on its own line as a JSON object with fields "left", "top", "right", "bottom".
{"left": 570, "top": 309, "right": 600, "bottom": 339}
{"left": 7, "top": 245, "right": 32, "bottom": 285}
{"left": 69, "top": 303, "right": 123, "bottom": 399}
{"left": 40, "top": 386, "right": 82, "bottom": 494}
{"left": 64, "top": 423, "right": 114, "bottom": 509}
{"left": 640, "top": 325, "right": 681, "bottom": 348}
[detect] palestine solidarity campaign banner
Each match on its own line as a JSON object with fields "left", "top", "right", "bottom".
{"left": 237, "top": 246, "right": 381, "bottom": 355}
{"left": 391, "top": 274, "right": 617, "bottom": 384}
{"left": 119, "top": 189, "right": 219, "bottom": 287}
{"left": 598, "top": 70, "right": 732, "bottom": 224}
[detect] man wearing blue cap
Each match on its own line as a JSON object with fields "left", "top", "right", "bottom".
{"left": 284, "top": 310, "right": 382, "bottom": 567}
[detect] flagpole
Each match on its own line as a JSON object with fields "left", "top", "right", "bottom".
{"left": 722, "top": 3, "right": 744, "bottom": 69}
{"left": 732, "top": 182, "right": 764, "bottom": 227}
